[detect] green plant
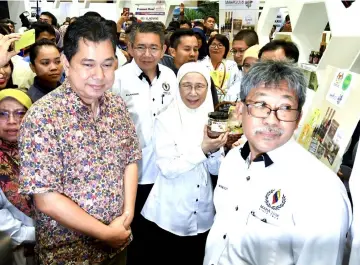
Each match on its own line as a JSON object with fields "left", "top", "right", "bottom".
{"left": 198, "top": 1, "right": 219, "bottom": 23}
{"left": 184, "top": 8, "right": 203, "bottom": 21}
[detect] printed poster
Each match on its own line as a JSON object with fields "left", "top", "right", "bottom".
{"left": 297, "top": 66, "right": 360, "bottom": 172}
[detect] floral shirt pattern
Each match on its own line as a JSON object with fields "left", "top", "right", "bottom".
{"left": 19, "top": 81, "right": 141, "bottom": 264}
{"left": 0, "top": 139, "right": 34, "bottom": 217}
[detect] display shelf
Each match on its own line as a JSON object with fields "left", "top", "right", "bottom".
{"left": 291, "top": 1, "right": 328, "bottom": 73}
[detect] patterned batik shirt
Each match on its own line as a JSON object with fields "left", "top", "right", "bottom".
{"left": 19, "top": 81, "right": 141, "bottom": 264}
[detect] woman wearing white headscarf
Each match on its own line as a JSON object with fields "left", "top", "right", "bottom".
{"left": 141, "top": 62, "right": 228, "bottom": 265}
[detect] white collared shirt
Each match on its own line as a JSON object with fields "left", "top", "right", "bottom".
{"left": 204, "top": 139, "right": 352, "bottom": 265}
{"left": 141, "top": 102, "right": 224, "bottom": 236}
{"left": 0, "top": 189, "right": 35, "bottom": 246}
{"left": 112, "top": 60, "right": 177, "bottom": 184}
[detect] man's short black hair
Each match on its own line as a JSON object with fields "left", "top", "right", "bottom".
{"left": 31, "top": 22, "right": 56, "bottom": 40}
{"left": 168, "top": 21, "right": 180, "bottom": 30}
{"left": 170, "top": 29, "right": 195, "bottom": 49}
{"left": 204, "top": 15, "right": 216, "bottom": 22}
{"left": 40, "top": 11, "right": 57, "bottom": 26}
{"left": 180, "top": 20, "right": 192, "bottom": 28}
{"left": 193, "top": 21, "right": 204, "bottom": 29}
{"left": 233, "top": 29, "right": 259, "bottom": 47}
{"left": 83, "top": 11, "right": 102, "bottom": 18}
{"left": 258, "top": 40, "right": 299, "bottom": 63}
{"left": 63, "top": 16, "right": 116, "bottom": 62}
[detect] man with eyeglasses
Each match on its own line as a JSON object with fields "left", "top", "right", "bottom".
{"left": 112, "top": 21, "right": 177, "bottom": 265}
{"left": 230, "top": 29, "right": 259, "bottom": 70}
{"left": 204, "top": 60, "right": 351, "bottom": 265}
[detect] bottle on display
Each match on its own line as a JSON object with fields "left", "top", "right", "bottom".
{"left": 229, "top": 12, "right": 233, "bottom": 31}
{"left": 224, "top": 12, "right": 228, "bottom": 31}
{"left": 318, "top": 108, "right": 331, "bottom": 141}
{"left": 319, "top": 32, "right": 327, "bottom": 57}
{"left": 312, "top": 52, "right": 320, "bottom": 64}
{"left": 309, "top": 51, "right": 315, "bottom": 64}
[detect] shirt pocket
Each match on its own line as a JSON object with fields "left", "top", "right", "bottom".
{"left": 232, "top": 211, "right": 284, "bottom": 265}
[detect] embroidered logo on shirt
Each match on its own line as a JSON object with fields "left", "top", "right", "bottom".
{"left": 126, "top": 93, "right": 140, "bottom": 96}
{"left": 218, "top": 184, "right": 228, "bottom": 190}
{"left": 265, "top": 189, "right": 286, "bottom": 210}
{"left": 162, "top": 82, "right": 170, "bottom": 92}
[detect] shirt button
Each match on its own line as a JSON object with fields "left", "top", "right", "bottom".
{"left": 197, "top": 185, "right": 200, "bottom": 188}
{"left": 153, "top": 113, "right": 156, "bottom": 116}
{"left": 223, "top": 234, "right": 226, "bottom": 239}
{"left": 235, "top": 206, "right": 238, "bottom": 211}
{"left": 194, "top": 211, "right": 197, "bottom": 214}
{"left": 246, "top": 176, "right": 250, "bottom": 181}
{"left": 152, "top": 98, "right": 155, "bottom": 101}
{"left": 196, "top": 199, "right": 198, "bottom": 202}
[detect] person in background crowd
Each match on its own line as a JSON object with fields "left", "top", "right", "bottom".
{"left": 231, "top": 29, "right": 259, "bottom": 69}
{"left": 193, "top": 20, "right": 204, "bottom": 31}
{"left": 105, "top": 20, "right": 128, "bottom": 68}
{"left": 112, "top": 21, "right": 177, "bottom": 265}
{"left": 203, "top": 16, "right": 216, "bottom": 40}
{"left": 0, "top": 18, "right": 16, "bottom": 33}
{"left": 28, "top": 39, "right": 63, "bottom": 102}
{"left": 180, "top": 20, "right": 192, "bottom": 29}
{"left": 167, "top": 20, "right": 180, "bottom": 32}
{"left": 280, "top": 14, "right": 292, "bottom": 32}
{"left": 69, "top": 17, "right": 77, "bottom": 24}
{"left": 39, "top": 11, "right": 63, "bottom": 49}
{"left": 259, "top": 39, "right": 299, "bottom": 63}
{"left": 201, "top": 34, "right": 240, "bottom": 101}
{"left": 141, "top": 62, "right": 227, "bottom": 265}
{"left": 269, "top": 25, "right": 276, "bottom": 41}
{"left": 160, "top": 29, "right": 199, "bottom": 74}
{"left": 19, "top": 22, "right": 57, "bottom": 64}
{"left": 0, "top": 89, "right": 35, "bottom": 265}
{"left": 0, "top": 24, "right": 34, "bottom": 90}
{"left": 19, "top": 16, "right": 141, "bottom": 265}
{"left": 192, "top": 27, "right": 208, "bottom": 60}
{"left": 59, "top": 24, "right": 69, "bottom": 39}
{"left": 204, "top": 60, "right": 351, "bottom": 265}
{"left": 241, "top": 44, "right": 260, "bottom": 74}
{"left": 31, "top": 22, "right": 57, "bottom": 44}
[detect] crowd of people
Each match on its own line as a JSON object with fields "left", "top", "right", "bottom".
{"left": 0, "top": 9, "right": 357, "bottom": 265}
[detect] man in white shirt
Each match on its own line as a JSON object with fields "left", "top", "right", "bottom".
{"left": 204, "top": 60, "right": 352, "bottom": 265}
{"left": 112, "top": 21, "right": 177, "bottom": 265}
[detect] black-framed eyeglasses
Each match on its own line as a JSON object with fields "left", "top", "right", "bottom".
{"left": 209, "top": 43, "right": 224, "bottom": 49}
{"left": 245, "top": 102, "right": 300, "bottom": 122}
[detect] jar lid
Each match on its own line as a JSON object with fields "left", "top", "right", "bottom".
{"left": 208, "top": 111, "right": 229, "bottom": 120}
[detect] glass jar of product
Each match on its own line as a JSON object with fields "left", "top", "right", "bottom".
{"left": 207, "top": 111, "right": 229, "bottom": 139}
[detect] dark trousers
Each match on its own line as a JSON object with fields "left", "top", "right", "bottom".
{"left": 139, "top": 216, "right": 209, "bottom": 265}
{"left": 126, "top": 184, "right": 153, "bottom": 265}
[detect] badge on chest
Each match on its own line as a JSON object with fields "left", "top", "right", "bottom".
{"left": 259, "top": 189, "right": 287, "bottom": 220}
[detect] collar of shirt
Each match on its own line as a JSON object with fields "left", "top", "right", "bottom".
{"left": 33, "top": 76, "right": 61, "bottom": 95}
{"left": 130, "top": 59, "right": 161, "bottom": 85}
{"left": 240, "top": 138, "right": 296, "bottom": 168}
{"left": 61, "top": 80, "right": 106, "bottom": 117}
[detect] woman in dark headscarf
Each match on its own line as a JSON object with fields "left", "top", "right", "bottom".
{"left": 192, "top": 27, "right": 208, "bottom": 60}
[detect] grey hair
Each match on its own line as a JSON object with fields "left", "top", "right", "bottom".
{"left": 240, "top": 60, "right": 307, "bottom": 110}
{"left": 128, "top": 22, "right": 165, "bottom": 47}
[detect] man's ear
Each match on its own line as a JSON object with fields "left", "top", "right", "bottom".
{"left": 235, "top": 101, "right": 243, "bottom": 121}
{"left": 61, "top": 53, "right": 70, "bottom": 77}
{"left": 169, "top": 47, "right": 176, "bottom": 58}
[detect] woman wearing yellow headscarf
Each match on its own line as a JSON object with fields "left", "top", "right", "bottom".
{"left": 0, "top": 89, "right": 35, "bottom": 265}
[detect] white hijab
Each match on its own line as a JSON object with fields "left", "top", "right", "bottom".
{"left": 175, "top": 62, "right": 214, "bottom": 146}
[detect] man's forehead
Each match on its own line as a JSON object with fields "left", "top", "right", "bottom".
{"left": 249, "top": 81, "right": 298, "bottom": 99}
{"left": 232, "top": 40, "right": 247, "bottom": 48}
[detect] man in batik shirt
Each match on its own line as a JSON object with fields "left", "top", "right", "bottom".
{"left": 19, "top": 16, "right": 141, "bottom": 265}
